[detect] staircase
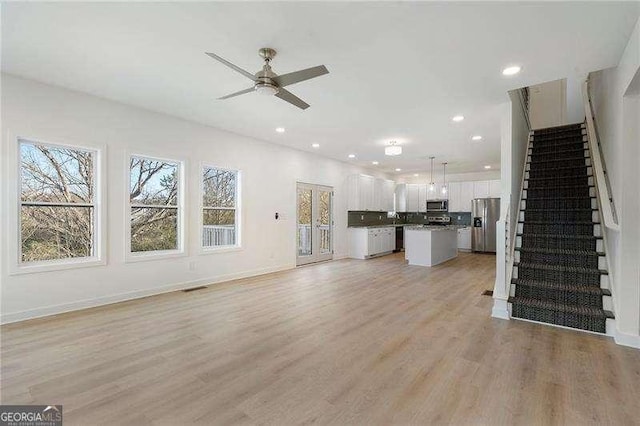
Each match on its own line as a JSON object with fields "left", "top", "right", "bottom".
{"left": 509, "top": 122, "right": 614, "bottom": 334}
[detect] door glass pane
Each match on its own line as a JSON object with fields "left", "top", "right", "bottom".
{"left": 297, "top": 188, "right": 312, "bottom": 256}
{"left": 319, "top": 190, "right": 332, "bottom": 254}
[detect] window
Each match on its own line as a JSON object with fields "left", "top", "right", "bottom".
{"left": 19, "top": 139, "right": 98, "bottom": 264}
{"left": 202, "top": 166, "right": 240, "bottom": 248}
{"left": 129, "top": 156, "right": 182, "bottom": 254}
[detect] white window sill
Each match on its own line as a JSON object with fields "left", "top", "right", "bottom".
{"left": 10, "top": 257, "right": 106, "bottom": 275}
{"left": 199, "top": 245, "right": 243, "bottom": 255}
{"left": 125, "top": 250, "right": 186, "bottom": 263}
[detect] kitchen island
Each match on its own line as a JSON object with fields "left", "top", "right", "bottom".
{"left": 404, "top": 226, "right": 458, "bottom": 267}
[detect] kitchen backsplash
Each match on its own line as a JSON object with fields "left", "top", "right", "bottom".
{"left": 347, "top": 211, "right": 471, "bottom": 227}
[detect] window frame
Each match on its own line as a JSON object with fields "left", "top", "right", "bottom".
{"left": 200, "top": 164, "right": 242, "bottom": 253}
{"left": 9, "top": 133, "right": 106, "bottom": 275}
{"left": 125, "top": 153, "right": 186, "bottom": 262}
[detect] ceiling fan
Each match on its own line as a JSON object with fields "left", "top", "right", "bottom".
{"left": 205, "top": 48, "right": 329, "bottom": 110}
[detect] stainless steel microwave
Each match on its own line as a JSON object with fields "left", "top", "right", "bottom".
{"left": 426, "top": 200, "right": 448, "bottom": 212}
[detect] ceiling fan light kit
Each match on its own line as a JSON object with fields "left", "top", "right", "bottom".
{"left": 206, "top": 47, "right": 329, "bottom": 110}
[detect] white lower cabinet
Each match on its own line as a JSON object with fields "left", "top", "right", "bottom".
{"left": 457, "top": 227, "right": 472, "bottom": 251}
{"left": 348, "top": 227, "right": 396, "bottom": 259}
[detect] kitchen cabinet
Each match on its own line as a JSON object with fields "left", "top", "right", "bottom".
{"left": 395, "top": 184, "right": 407, "bottom": 212}
{"left": 447, "top": 182, "right": 461, "bottom": 212}
{"left": 417, "top": 184, "right": 427, "bottom": 212}
{"left": 347, "top": 174, "right": 375, "bottom": 211}
{"left": 348, "top": 227, "right": 396, "bottom": 259}
{"left": 489, "top": 179, "right": 501, "bottom": 198}
{"left": 381, "top": 179, "right": 396, "bottom": 212}
{"left": 459, "top": 182, "right": 474, "bottom": 212}
{"left": 473, "top": 181, "right": 490, "bottom": 199}
{"left": 406, "top": 184, "right": 420, "bottom": 212}
{"left": 457, "top": 227, "right": 472, "bottom": 251}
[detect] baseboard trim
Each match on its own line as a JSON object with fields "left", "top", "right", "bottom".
{"left": 614, "top": 330, "right": 640, "bottom": 349}
{"left": 491, "top": 298, "right": 510, "bottom": 320}
{"left": 1, "top": 263, "right": 294, "bottom": 324}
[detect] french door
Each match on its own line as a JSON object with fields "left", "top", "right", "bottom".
{"left": 296, "top": 183, "right": 333, "bottom": 266}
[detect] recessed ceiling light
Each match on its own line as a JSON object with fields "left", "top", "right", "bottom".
{"left": 275, "top": 127, "right": 285, "bottom": 133}
{"left": 414, "top": 173, "right": 419, "bottom": 177}
{"left": 502, "top": 66, "right": 521, "bottom": 76}
{"left": 484, "top": 165, "right": 492, "bottom": 169}
{"left": 395, "top": 168, "right": 402, "bottom": 172}
{"left": 348, "top": 154, "right": 356, "bottom": 158}
{"left": 372, "top": 161, "right": 379, "bottom": 165}
{"left": 452, "top": 115, "right": 464, "bottom": 122}
{"left": 311, "top": 143, "right": 320, "bottom": 148}
{"left": 472, "top": 135, "right": 483, "bottom": 141}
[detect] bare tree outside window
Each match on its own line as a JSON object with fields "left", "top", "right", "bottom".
{"left": 202, "top": 167, "right": 238, "bottom": 247}
{"left": 20, "top": 140, "right": 96, "bottom": 263}
{"left": 129, "top": 156, "right": 180, "bottom": 252}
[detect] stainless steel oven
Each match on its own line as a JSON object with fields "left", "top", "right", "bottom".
{"left": 426, "top": 200, "right": 448, "bottom": 212}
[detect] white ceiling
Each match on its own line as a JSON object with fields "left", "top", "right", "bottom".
{"left": 3, "top": 2, "right": 639, "bottom": 175}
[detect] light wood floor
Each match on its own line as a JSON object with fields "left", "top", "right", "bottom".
{"left": 2, "top": 253, "right": 640, "bottom": 425}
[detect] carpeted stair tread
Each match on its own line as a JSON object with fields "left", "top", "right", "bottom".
{"left": 518, "top": 220, "right": 599, "bottom": 225}
{"left": 514, "top": 262, "right": 607, "bottom": 275}
{"left": 526, "top": 183, "right": 594, "bottom": 190}
{"left": 514, "top": 247, "right": 605, "bottom": 257}
{"left": 528, "top": 164, "right": 590, "bottom": 171}
{"left": 529, "top": 147, "right": 588, "bottom": 156}
{"left": 520, "top": 208, "right": 597, "bottom": 212}
{"left": 526, "top": 174, "right": 592, "bottom": 181}
{"left": 508, "top": 296, "right": 609, "bottom": 318}
{"left": 511, "top": 278, "right": 611, "bottom": 295}
{"left": 516, "top": 233, "right": 602, "bottom": 240}
{"left": 524, "top": 195, "right": 595, "bottom": 200}
{"left": 527, "top": 156, "right": 589, "bottom": 164}
{"left": 531, "top": 135, "right": 584, "bottom": 143}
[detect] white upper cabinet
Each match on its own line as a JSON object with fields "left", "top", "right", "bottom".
{"left": 350, "top": 175, "right": 395, "bottom": 211}
{"left": 489, "top": 179, "right": 501, "bottom": 198}
{"left": 417, "top": 184, "right": 427, "bottom": 212}
{"left": 473, "top": 180, "right": 490, "bottom": 199}
{"left": 447, "top": 182, "right": 461, "bottom": 212}
{"left": 347, "top": 174, "right": 375, "bottom": 211}
{"left": 406, "top": 184, "right": 420, "bottom": 212}
{"left": 395, "top": 184, "right": 407, "bottom": 212}
{"left": 382, "top": 179, "right": 396, "bottom": 212}
{"left": 459, "top": 181, "right": 474, "bottom": 212}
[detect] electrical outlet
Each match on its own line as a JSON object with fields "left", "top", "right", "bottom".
{"left": 360, "top": 215, "right": 364, "bottom": 220}
{"left": 189, "top": 261, "right": 196, "bottom": 271}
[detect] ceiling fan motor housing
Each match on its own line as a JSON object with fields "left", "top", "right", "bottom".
{"left": 254, "top": 62, "right": 279, "bottom": 95}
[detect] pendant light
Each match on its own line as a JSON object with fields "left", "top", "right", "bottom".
{"left": 428, "top": 156, "right": 436, "bottom": 192}
{"left": 441, "top": 162, "right": 448, "bottom": 195}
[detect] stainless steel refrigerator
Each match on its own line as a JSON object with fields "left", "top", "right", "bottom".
{"left": 472, "top": 198, "right": 500, "bottom": 253}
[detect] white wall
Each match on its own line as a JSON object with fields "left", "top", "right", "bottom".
{"left": 588, "top": 17, "right": 640, "bottom": 347}
{"left": 492, "top": 93, "right": 530, "bottom": 318}
{"left": 528, "top": 78, "right": 567, "bottom": 130}
{"left": 396, "top": 170, "right": 500, "bottom": 185}
{"left": 0, "top": 74, "right": 391, "bottom": 323}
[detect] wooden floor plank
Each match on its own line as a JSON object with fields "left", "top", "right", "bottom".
{"left": 2, "top": 253, "right": 639, "bottom": 425}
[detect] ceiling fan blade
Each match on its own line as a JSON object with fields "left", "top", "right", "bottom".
{"left": 205, "top": 52, "right": 256, "bottom": 81}
{"left": 272, "top": 65, "right": 329, "bottom": 87}
{"left": 218, "top": 87, "right": 255, "bottom": 100}
{"left": 275, "top": 88, "right": 310, "bottom": 110}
